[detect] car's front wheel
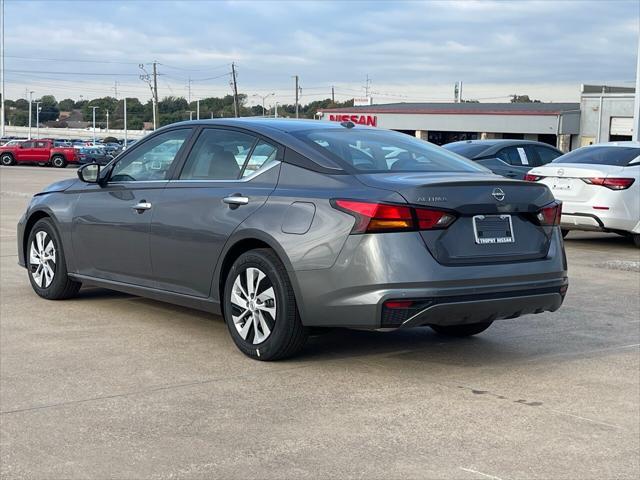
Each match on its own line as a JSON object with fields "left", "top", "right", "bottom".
{"left": 27, "top": 218, "right": 81, "bottom": 299}
{"left": 430, "top": 321, "right": 493, "bottom": 337}
{"left": 1, "top": 153, "right": 15, "bottom": 166}
{"left": 223, "top": 248, "right": 307, "bottom": 361}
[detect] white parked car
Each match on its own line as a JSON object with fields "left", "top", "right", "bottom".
{"left": 526, "top": 142, "right": 640, "bottom": 247}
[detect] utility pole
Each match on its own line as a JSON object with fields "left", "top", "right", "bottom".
{"left": 293, "top": 75, "right": 299, "bottom": 118}
{"left": 187, "top": 77, "right": 192, "bottom": 104}
{"left": 0, "top": 0, "right": 5, "bottom": 138}
{"left": 91, "top": 106, "right": 99, "bottom": 143}
{"left": 364, "top": 74, "right": 371, "bottom": 98}
{"left": 113, "top": 81, "right": 119, "bottom": 99}
{"left": 28, "top": 91, "right": 34, "bottom": 139}
{"left": 459, "top": 81, "right": 463, "bottom": 103}
{"left": 123, "top": 97, "right": 128, "bottom": 149}
{"left": 152, "top": 61, "right": 159, "bottom": 128}
{"left": 231, "top": 62, "right": 239, "bottom": 117}
{"left": 35, "top": 101, "right": 41, "bottom": 139}
{"left": 331, "top": 86, "right": 335, "bottom": 103}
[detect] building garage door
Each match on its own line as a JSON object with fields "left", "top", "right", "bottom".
{"left": 610, "top": 117, "right": 633, "bottom": 137}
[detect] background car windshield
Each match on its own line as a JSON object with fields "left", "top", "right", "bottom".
{"left": 553, "top": 146, "right": 640, "bottom": 166}
{"left": 292, "top": 128, "right": 487, "bottom": 173}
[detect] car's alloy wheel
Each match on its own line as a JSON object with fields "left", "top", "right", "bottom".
{"left": 51, "top": 156, "right": 66, "bottom": 168}
{"left": 26, "top": 218, "right": 81, "bottom": 300}
{"left": 29, "top": 231, "right": 57, "bottom": 288}
{"left": 1, "top": 154, "right": 14, "bottom": 166}
{"left": 230, "top": 267, "right": 277, "bottom": 345}
{"left": 223, "top": 248, "right": 307, "bottom": 361}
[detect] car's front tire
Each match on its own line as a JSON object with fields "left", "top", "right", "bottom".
{"left": 1, "top": 153, "right": 15, "bottom": 166}
{"left": 223, "top": 248, "right": 307, "bottom": 361}
{"left": 430, "top": 321, "right": 493, "bottom": 337}
{"left": 26, "top": 218, "right": 81, "bottom": 300}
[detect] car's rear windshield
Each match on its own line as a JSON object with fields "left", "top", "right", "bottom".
{"left": 442, "top": 142, "right": 490, "bottom": 158}
{"left": 291, "top": 128, "right": 487, "bottom": 173}
{"left": 553, "top": 146, "right": 640, "bottom": 166}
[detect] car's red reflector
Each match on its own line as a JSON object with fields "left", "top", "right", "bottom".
{"left": 592, "top": 206, "right": 609, "bottom": 210}
{"left": 524, "top": 174, "right": 544, "bottom": 182}
{"left": 332, "top": 199, "right": 455, "bottom": 234}
{"left": 582, "top": 177, "right": 635, "bottom": 190}
{"left": 536, "top": 201, "right": 562, "bottom": 226}
{"left": 384, "top": 300, "right": 414, "bottom": 309}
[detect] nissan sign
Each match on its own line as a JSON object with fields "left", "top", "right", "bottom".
{"left": 328, "top": 114, "right": 378, "bottom": 127}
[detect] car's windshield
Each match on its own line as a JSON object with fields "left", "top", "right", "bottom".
{"left": 553, "top": 146, "right": 640, "bottom": 166}
{"left": 292, "top": 128, "right": 487, "bottom": 173}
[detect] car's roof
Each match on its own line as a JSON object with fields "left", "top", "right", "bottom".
{"left": 583, "top": 141, "right": 640, "bottom": 148}
{"left": 446, "top": 139, "right": 556, "bottom": 148}
{"left": 166, "top": 117, "right": 372, "bottom": 134}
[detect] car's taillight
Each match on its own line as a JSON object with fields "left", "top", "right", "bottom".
{"left": 536, "top": 201, "right": 562, "bottom": 226}
{"left": 581, "top": 177, "right": 635, "bottom": 190}
{"left": 524, "top": 174, "right": 545, "bottom": 182}
{"left": 332, "top": 199, "right": 456, "bottom": 234}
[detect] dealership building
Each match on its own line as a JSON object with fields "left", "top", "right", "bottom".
{"left": 318, "top": 85, "right": 636, "bottom": 152}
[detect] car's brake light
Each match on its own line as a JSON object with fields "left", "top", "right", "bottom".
{"left": 536, "top": 201, "right": 562, "bottom": 226}
{"left": 332, "top": 199, "right": 456, "bottom": 234}
{"left": 524, "top": 174, "right": 545, "bottom": 182}
{"left": 581, "top": 177, "right": 635, "bottom": 190}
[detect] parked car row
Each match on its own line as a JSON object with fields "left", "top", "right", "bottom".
{"left": 443, "top": 139, "right": 639, "bottom": 247}
{"left": 0, "top": 139, "right": 119, "bottom": 167}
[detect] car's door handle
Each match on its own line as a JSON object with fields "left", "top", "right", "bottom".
{"left": 223, "top": 195, "right": 249, "bottom": 207}
{"left": 132, "top": 201, "right": 152, "bottom": 213}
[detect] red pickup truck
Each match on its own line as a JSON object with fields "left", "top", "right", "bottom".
{"left": 0, "top": 139, "right": 79, "bottom": 168}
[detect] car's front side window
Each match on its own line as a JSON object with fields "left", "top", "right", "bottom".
{"left": 110, "top": 129, "right": 192, "bottom": 182}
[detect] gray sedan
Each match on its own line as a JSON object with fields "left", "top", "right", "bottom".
{"left": 17, "top": 119, "right": 568, "bottom": 360}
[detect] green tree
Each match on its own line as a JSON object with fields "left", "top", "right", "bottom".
{"left": 37, "top": 95, "right": 60, "bottom": 122}
{"left": 59, "top": 98, "right": 75, "bottom": 111}
{"left": 510, "top": 95, "right": 541, "bottom": 103}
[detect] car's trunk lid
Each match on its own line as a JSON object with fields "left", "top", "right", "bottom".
{"left": 356, "top": 172, "right": 556, "bottom": 265}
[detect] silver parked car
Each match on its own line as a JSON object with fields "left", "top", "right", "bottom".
{"left": 17, "top": 119, "right": 568, "bottom": 360}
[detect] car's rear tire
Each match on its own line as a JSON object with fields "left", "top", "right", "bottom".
{"left": 1, "top": 153, "right": 15, "bottom": 166}
{"left": 561, "top": 229, "right": 570, "bottom": 238}
{"left": 26, "top": 218, "right": 81, "bottom": 300}
{"left": 632, "top": 234, "right": 640, "bottom": 248}
{"left": 51, "top": 155, "right": 67, "bottom": 168}
{"left": 223, "top": 248, "right": 308, "bottom": 361}
{"left": 430, "top": 321, "right": 493, "bottom": 337}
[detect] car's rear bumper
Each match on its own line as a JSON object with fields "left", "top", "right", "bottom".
{"left": 561, "top": 212, "right": 640, "bottom": 234}
{"left": 292, "top": 229, "right": 568, "bottom": 329}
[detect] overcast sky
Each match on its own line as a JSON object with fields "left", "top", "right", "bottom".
{"left": 4, "top": 0, "right": 639, "bottom": 106}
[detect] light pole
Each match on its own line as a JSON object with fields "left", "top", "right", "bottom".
{"left": 1, "top": 0, "right": 5, "bottom": 139}
{"left": 196, "top": 99, "right": 200, "bottom": 120}
{"left": 123, "top": 97, "right": 128, "bottom": 149}
{"left": 91, "top": 106, "right": 99, "bottom": 143}
{"left": 253, "top": 93, "right": 274, "bottom": 116}
{"left": 28, "top": 91, "right": 34, "bottom": 139}
{"left": 106, "top": 110, "right": 109, "bottom": 132}
{"left": 35, "top": 101, "right": 42, "bottom": 139}
{"left": 274, "top": 102, "right": 279, "bottom": 118}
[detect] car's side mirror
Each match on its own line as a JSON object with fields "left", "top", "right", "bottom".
{"left": 77, "top": 163, "right": 100, "bottom": 183}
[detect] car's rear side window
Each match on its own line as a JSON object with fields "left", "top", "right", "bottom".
{"left": 291, "top": 128, "right": 486, "bottom": 173}
{"left": 179, "top": 129, "right": 258, "bottom": 180}
{"left": 553, "top": 146, "right": 640, "bottom": 166}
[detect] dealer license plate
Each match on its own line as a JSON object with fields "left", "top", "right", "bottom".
{"left": 473, "top": 215, "right": 515, "bottom": 244}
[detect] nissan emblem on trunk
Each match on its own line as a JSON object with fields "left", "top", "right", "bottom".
{"left": 492, "top": 187, "right": 506, "bottom": 202}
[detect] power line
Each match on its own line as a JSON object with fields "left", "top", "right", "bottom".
{"left": 5, "top": 69, "right": 140, "bottom": 76}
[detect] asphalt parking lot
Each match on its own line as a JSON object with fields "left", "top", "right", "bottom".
{"left": 1, "top": 166, "right": 639, "bottom": 480}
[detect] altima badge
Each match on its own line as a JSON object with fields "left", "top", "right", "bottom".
{"left": 492, "top": 187, "right": 506, "bottom": 202}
